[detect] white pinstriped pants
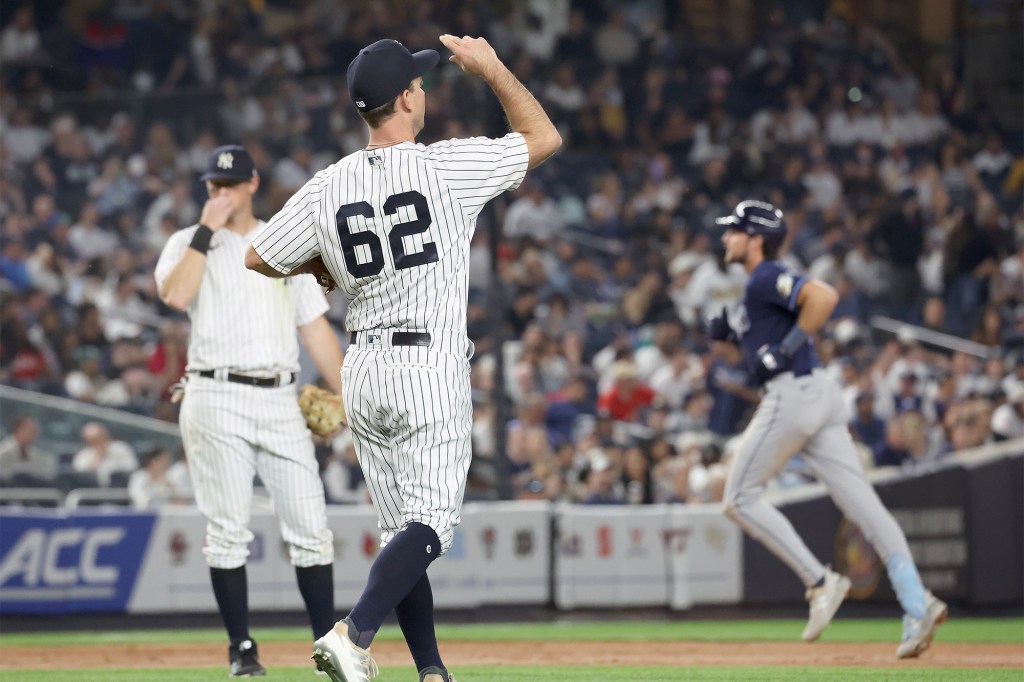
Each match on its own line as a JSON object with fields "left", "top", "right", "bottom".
{"left": 342, "top": 340, "right": 473, "bottom": 556}
{"left": 180, "top": 376, "right": 334, "bottom": 569}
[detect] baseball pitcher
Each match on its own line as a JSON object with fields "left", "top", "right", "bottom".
{"left": 710, "top": 200, "right": 947, "bottom": 658}
{"left": 245, "top": 36, "right": 561, "bottom": 682}
{"left": 156, "top": 145, "right": 343, "bottom": 676}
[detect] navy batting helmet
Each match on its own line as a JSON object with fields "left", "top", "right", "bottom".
{"left": 716, "top": 200, "right": 786, "bottom": 250}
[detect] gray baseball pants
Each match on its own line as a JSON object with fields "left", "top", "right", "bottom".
{"left": 723, "top": 369, "right": 914, "bottom": 586}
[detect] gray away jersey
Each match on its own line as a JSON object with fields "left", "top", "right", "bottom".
{"left": 154, "top": 221, "right": 328, "bottom": 373}
{"left": 251, "top": 133, "right": 529, "bottom": 332}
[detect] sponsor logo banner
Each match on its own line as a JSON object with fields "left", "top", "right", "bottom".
{"left": 0, "top": 512, "right": 156, "bottom": 614}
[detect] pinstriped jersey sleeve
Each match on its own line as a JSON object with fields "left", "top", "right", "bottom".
{"left": 290, "top": 273, "right": 330, "bottom": 327}
{"left": 424, "top": 133, "right": 529, "bottom": 219}
{"left": 252, "top": 176, "right": 321, "bottom": 275}
{"left": 154, "top": 227, "right": 195, "bottom": 290}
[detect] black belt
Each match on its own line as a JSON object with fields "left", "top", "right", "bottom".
{"left": 350, "top": 331, "right": 431, "bottom": 347}
{"left": 196, "top": 370, "right": 295, "bottom": 388}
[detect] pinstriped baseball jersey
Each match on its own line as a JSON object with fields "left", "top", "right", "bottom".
{"left": 154, "top": 219, "right": 333, "bottom": 570}
{"left": 155, "top": 222, "right": 328, "bottom": 372}
{"left": 250, "top": 133, "right": 528, "bottom": 332}
{"left": 252, "top": 132, "right": 529, "bottom": 557}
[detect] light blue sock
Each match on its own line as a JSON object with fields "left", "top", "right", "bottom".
{"left": 886, "top": 554, "right": 926, "bottom": 619}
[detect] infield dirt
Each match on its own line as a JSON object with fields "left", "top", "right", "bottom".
{"left": 1, "top": 640, "right": 1021, "bottom": 670}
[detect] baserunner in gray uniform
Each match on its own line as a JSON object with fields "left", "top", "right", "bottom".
{"left": 708, "top": 200, "right": 947, "bottom": 658}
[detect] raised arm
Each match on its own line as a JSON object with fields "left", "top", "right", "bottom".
{"left": 158, "top": 197, "right": 232, "bottom": 311}
{"left": 440, "top": 34, "right": 561, "bottom": 169}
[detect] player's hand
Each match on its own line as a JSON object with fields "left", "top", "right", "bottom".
{"left": 199, "top": 196, "right": 234, "bottom": 230}
{"left": 440, "top": 34, "right": 500, "bottom": 79}
{"left": 754, "top": 344, "right": 789, "bottom": 383}
{"left": 295, "top": 256, "right": 338, "bottom": 292}
{"left": 706, "top": 306, "right": 734, "bottom": 342}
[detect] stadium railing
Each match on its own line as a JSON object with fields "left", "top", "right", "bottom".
{"left": 65, "top": 488, "right": 133, "bottom": 509}
{"left": 0, "top": 488, "right": 64, "bottom": 508}
{"left": 0, "top": 385, "right": 183, "bottom": 468}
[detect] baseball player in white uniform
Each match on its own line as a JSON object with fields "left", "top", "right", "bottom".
{"left": 245, "top": 35, "right": 561, "bottom": 682}
{"left": 156, "top": 145, "right": 343, "bottom": 677}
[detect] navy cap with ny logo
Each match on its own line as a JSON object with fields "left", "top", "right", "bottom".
{"left": 200, "top": 145, "right": 256, "bottom": 182}
{"left": 346, "top": 39, "right": 439, "bottom": 112}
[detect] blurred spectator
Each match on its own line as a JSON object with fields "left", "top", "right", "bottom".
{"left": 579, "top": 449, "right": 624, "bottom": 504}
{"left": 72, "top": 421, "right": 138, "bottom": 486}
{"left": 0, "top": 238, "right": 32, "bottom": 292}
{"left": 503, "top": 179, "right": 564, "bottom": 243}
{"left": 869, "top": 190, "right": 925, "bottom": 318}
{"left": 656, "top": 456, "right": 691, "bottom": 504}
{"left": 63, "top": 345, "right": 105, "bottom": 402}
{"left": 991, "top": 385, "right": 1024, "bottom": 441}
{"left": 597, "top": 361, "right": 655, "bottom": 421}
{"left": 621, "top": 445, "right": 653, "bottom": 505}
{"left": 945, "top": 398, "right": 994, "bottom": 452}
{"left": 128, "top": 447, "right": 191, "bottom": 508}
{"left": 0, "top": 415, "right": 52, "bottom": 485}
{"left": 943, "top": 205, "right": 1000, "bottom": 338}
{"left": 973, "top": 133, "right": 1013, "bottom": 191}
{"left": 873, "top": 414, "right": 914, "bottom": 467}
{"left": 545, "top": 375, "right": 594, "bottom": 445}
{"left": 0, "top": 6, "right": 40, "bottom": 64}
{"left": 850, "top": 391, "right": 886, "bottom": 452}
{"left": 893, "top": 372, "right": 925, "bottom": 414}
{"left": 649, "top": 346, "right": 701, "bottom": 410}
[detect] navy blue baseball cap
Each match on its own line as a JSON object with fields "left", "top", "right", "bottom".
{"left": 200, "top": 145, "right": 256, "bottom": 182}
{"left": 347, "top": 39, "right": 439, "bottom": 112}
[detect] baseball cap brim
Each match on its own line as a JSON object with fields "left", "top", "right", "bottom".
{"left": 199, "top": 171, "right": 248, "bottom": 182}
{"left": 715, "top": 215, "right": 740, "bottom": 227}
{"left": 411, "top": 49, "right": 440, "bottom": 78}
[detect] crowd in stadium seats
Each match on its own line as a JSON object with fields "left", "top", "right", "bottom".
{"left": 1, "top": 1, "right": 1021, "bottom": 507}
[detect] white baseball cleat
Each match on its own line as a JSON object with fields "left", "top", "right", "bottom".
{"left": 896, "top": 593, "right": 948, "bottom": 659}
{"left": 801, "top": 569, "right": 852, "bottom": 642}
{"left": 312, "top": 620, "right": 379, "bottom": 682}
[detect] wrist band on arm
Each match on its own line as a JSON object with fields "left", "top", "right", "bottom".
{"left": 779, "top": 325, "right": 810, "bottom": 358}
{"left": 189, "top": 225, "right": 214, "bottom": 254}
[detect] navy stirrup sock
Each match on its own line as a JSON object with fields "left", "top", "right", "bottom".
{"left": 397, "top": 573, "right": 444, "bottom": 672}
{"left": 210, "top": 566, "right": 250, "bottom": 643}
{"left": 295, "top": 563, "right": 336, "bottom": 639}
{"left": 347, "top": 522, "right": 441, "bottom": 648}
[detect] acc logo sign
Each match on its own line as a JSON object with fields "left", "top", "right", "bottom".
{"left": 0, "top": 514, "right": 155, "bottom": 614}
{"left": 0, "top": 528, "right": 125, "bottom": 587}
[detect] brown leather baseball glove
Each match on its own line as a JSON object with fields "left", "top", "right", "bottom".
{"left": 298, "top": 384, "right": 346, "bottom": 438}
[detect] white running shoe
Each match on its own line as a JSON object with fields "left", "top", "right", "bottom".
{"left": 312, "top": 620, "right": 379, "bottom": 682}
{"left": 896, "top": 592, "right": 948, "bottom": 659}
{"left": 801, "top": 569, "right": 852, "bottom": 642}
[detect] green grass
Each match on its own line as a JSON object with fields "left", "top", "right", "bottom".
{"left": 1, "top": 619, "right": 1021, "bottom": 647}
{"left": 1, "top": 620, "right": 1020, "bottom": 681}
{"left": 1, "top": 667, "right": 1021, "bottom": 682}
